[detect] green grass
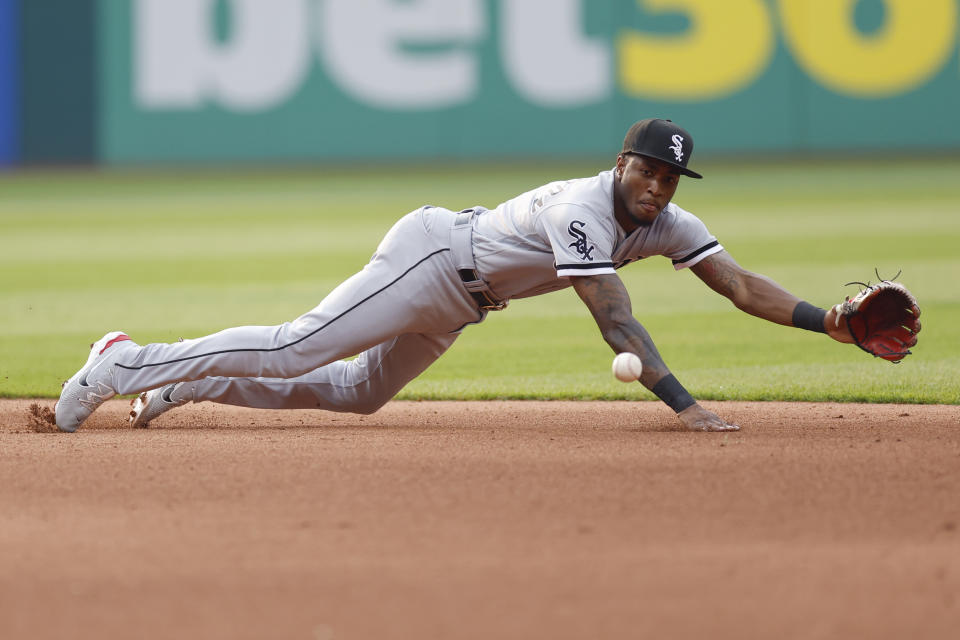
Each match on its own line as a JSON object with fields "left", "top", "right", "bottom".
{"left": 2, "top": 156, "right": 959, "bottom": 403}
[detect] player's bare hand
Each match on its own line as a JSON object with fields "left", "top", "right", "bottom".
{"left": 677, "top": 404, "right": 740, "bottom": 432}
{"left": 824, "top": 306, "right": 856, "bottom": 344}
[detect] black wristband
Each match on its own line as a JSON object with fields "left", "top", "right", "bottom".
{"left": 651, "top": 374, "right": 696, "bottom": 413}
{"left": 792, "top": 301, "right": 828, "bottom": 333}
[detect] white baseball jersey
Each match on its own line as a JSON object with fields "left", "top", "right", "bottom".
{"left": 472, "top": 169, "right": 723, "bottom": 300}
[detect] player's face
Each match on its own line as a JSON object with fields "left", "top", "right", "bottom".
{"left": 614, "top": 154, "right": 681, "bottom": 228}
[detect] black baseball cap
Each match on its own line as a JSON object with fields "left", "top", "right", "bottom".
{"left": 622, "top": 118, "right": 702, "bottom": 179}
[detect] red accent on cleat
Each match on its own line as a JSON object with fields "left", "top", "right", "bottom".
{"left": 99, "top": 334, "right": 131, "bottom": 355}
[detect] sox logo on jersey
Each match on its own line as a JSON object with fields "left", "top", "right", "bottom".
{"left": 567, "top": 220, "right": 595, "bottom": 260}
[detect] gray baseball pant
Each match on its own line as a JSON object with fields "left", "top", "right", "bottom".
{"left": 111, "top": 206, "right": 485, "bottom": 413}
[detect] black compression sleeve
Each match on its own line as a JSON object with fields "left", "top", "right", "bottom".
{"left": 792, "top": 301, "right": 828, "bottom": 333}
{"left": 651, "top": 374, "right": 696, "bottom": 413}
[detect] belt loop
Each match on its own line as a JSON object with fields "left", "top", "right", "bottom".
{"left": 449, "top": 209, "right": 476, "bottom": 273}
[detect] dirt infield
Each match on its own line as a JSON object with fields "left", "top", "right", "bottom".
{"left": 1, "top": 399, "right": 958, "bottom": 639}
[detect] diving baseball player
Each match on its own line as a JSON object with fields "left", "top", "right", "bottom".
{"left": 55, "top": 119, "right": 916, "bottom": 434}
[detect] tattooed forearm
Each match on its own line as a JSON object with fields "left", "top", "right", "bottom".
{"left": 571, "top": 274, "right": 670, "bottom": 385}
{"left": 573, "top": 273, "right": 632, "bottom": 325}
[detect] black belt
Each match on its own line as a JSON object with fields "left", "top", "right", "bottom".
{"left": 458, "top": 269, "right": 506, "bottom": 310}
{"left": 451, "top": 208, "right": 506, "bottom": 311}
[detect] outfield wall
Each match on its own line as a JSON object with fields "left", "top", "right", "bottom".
{"left": 13, "top": 0, "right": 960, "bottom": 165}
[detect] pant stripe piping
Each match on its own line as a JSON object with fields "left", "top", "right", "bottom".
{"left": 116, "top": 248, "right": 451, "bottom": 372}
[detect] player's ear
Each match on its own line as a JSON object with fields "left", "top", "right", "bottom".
{"left": 616, "top": 154, "right": 625, "bottom": 178}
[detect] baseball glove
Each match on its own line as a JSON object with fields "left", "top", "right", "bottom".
{"left": 834, "top": 277, "right": 921, "bottom": 363}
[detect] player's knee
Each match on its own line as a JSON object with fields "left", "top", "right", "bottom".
{"left": 330, "top": 399, "right": 385, "bottom": 415}
{"left": 343, "top": 392, "right": 392, "bottom": 415}
{"left": 326, "top": 382, "right": 395, "bottom": 414}
{"left": 352, "top": 402, "right": 385, "bottom": 415}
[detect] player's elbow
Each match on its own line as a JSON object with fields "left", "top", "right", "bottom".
{"left": 727, "top": 271, "right": 779, "bottom": 317}
{"left": 729, "top": 292, "right": 755, "bottom": 314}
{"left": 718, "top": 270, "right": 763, "bottom": 314}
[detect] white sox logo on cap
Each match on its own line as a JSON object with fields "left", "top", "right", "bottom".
{"left": 622, "top": 118, "right": 702, "bottom": 178}
{"left": 669, "top": 134, "right": 684, "bottom": 163}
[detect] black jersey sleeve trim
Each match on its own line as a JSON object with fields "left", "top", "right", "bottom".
{"left": 555, "top": 262, "right": 615, "bottom": 270}
{"left": 671, "top": 240, "right": 720, "bottom": 265}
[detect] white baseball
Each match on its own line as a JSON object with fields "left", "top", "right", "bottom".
{"left": 612, "top": 352, "right": 643, "bottom": 382}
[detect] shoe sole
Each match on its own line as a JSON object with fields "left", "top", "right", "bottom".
{"left": 129, "top": 392, "right": 151, "bottom": 428}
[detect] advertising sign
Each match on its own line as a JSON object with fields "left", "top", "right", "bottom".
{"left": 97, "top": 0, "right": 960, "bottom": 164}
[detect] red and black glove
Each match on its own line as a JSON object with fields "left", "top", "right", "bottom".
{"left": 835, "top": 280, "right": 921, "bottom": 363}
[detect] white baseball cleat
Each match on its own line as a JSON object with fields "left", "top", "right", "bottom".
{"left": 129, "top": 383, "right": 187, "bottom": 428}
{"left": 55, "top": 331, "right": 139, "bottom": 432}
